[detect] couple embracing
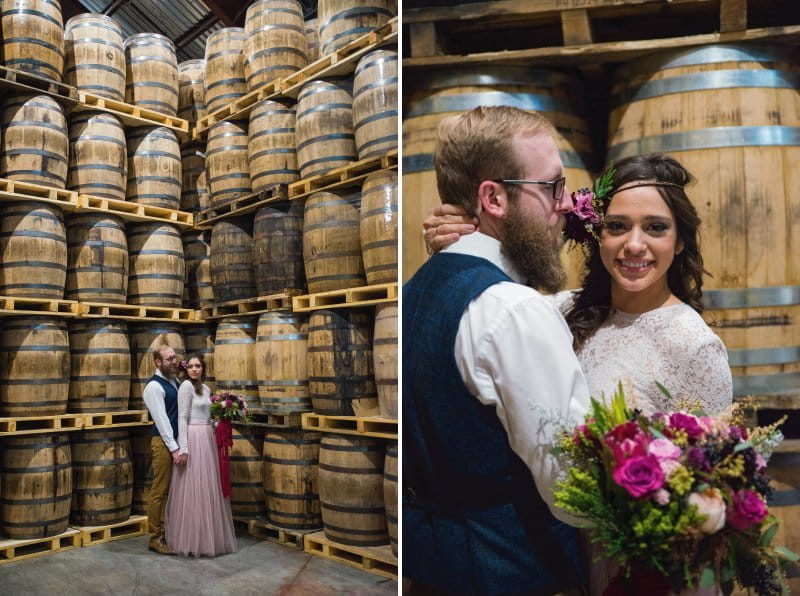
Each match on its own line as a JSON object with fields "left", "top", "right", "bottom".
{"left": 403, "top": 106, "right": 732, "bottom": 595}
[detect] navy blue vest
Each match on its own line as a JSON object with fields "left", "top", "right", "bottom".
{"left": 403, "top": 253, "right": 582, "bottom": 595}
{"left": 148, "top": 374, "right": 179, "bottom": 441}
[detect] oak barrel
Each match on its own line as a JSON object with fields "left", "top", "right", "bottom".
{"left": 373, "top": 304, "right": 397, "bottom": 419}
{"left": 129, "top": 323, "right": 184, "bottom": 410}
{"left": 66, "top": 213, "right": 128, "bottom": 304}
{"left": 295, "top": 78, "right": 357, "bottom": 179}
{"left": 180, "top": 142, "right": 208, "bottom": 215}
{"left": 0, "top": 201, "right": 67, "bottom": 298}
{"left": 253, "top": 202, "right": 305, "bottom": 295}
{"left": 0, "top": 433, "right": 72, "bottom": 539}
{"left": 182, "top": 228, "right": 214, "bottom": 309}
{"left": 767, "top": 449, "right": 800, "bottom": 592}
{"left": 1, "top": 94, "right": 69, "bottom": 189}
{"left": 231, "top": 425, "right": 265, "bottom": 519}
{"left": 262, "top": 428, "right": 322, "bottom": 530}
{"left": 206, "top": 119, "right": 252, "bottom": 210}
{"left": 303, "top": 190, "right": 365, "bottom": 293}
{"left": 243, "top": 0, "right": 307, "bottom": 92}
{"left": 305, "top": 18, "right": 320, "bottom": 63}
{"left": 353, "top": 49, "right": 398, "bottom": 160}
{"left": 127, "top": 222, "right": 185, "bottom": 308}
{"left": 70, "top": 429, "right": 133, "bottom": 525}
{"left": 210, "top": 218, "right": 256, "bottom": 303}
{"left": 384, "top": 441, "right": 397, "bottom": 556}
{"left": 183, "top": 323, "right": 215, "bottom": 388}
{"left": 307, "top": 309, "right": 377, "bottom": 416}
{"left": 68, "top": 319, "right": 130, "bottom": 413}
{"left": 317, "top": 0, "right": 394, "bottom": 57}
{"left": 248, "top": 99, "right": 300, "bottom": 192}
{"left": 129, "top": 427, "right": 152, "bottom": 515}
{"left": 1, "top": 0, "right": 65, "bottom": 81}
{"left": 64, "top": 13, "right": 125, "bottom": 100}
{"left": 256, "top": 312, "right": 310, "bottom": 414}
{"left": 318, "top": 433, "right": 388, "bottom": 546}
{"left": 67, "top": 111, "right": 127, "bottom": 201}
{"left": 126, "top": 126, "right": 181, "bottom": 210}
{"left": 124, "top": 33, "right": 178, "bottom": 116}
{"left": 178, "top": 59, "right": 207, "bottom": 124}
{"left": 215, "top": 317, "right": 258, "bottom": 410}
{"left": 360, "top": 170, "right": 397, "bottom": 285}
{"left": 204, "top": 27, "right": 246, "bottom": 115}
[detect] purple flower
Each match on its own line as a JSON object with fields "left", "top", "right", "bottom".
{"left": 668, "top": 412, "right": 705, "bottom": 441}
{"left": 686, "top": 446, "right": 711, "bottom": 472}
{"left": 224, "top": 399, "right": 232, "bottom": 408}
{"left": 564, "top": 211, "right": 594, "bottom": 243}
{"left": 573, "top": 189, "right": 600, "bottom": 224}
{"left": 726, "top": 489, "right": 767, "bottom": 531}
{"left": 210, "top": 395, "right": 218, "bottom": 403}
{"left": 729, "top": 426, "right": 748, "bottom": 441}
{"left": 613, "top": 455, "right": 665, "bottom": 499}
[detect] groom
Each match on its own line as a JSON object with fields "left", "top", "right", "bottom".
{"left": 403, "top": 106, "right": 590, "bottom": 594}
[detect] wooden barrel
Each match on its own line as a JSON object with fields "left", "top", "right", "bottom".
{"left": 353, "top": 49, "right": 397, "bottom": 160}
{"left": 0, "top": 201, "right": 67, "bottom": 298}
{"left": 1, "top": 0, "right": 65, "bottom": 82}
{"left": 296, "top": 78, "right": 357, "bottom": 179}
{"left": 1, "top": 94, "right": 69, "bottom": 189}
{"left": 262, "top": 429, "right": 322, "bottom": 530}
{"left": 360, "top": 170, "right": 397, "bottom": 285}
{"left": 204, "top": 27, "right": 246, "bottom": 115}
{"left": 210, "top": 218, "right": 256, "bottom": 303}
{"left": 67, "top": 111, "right": 127, "bottom": 201}
{"left": 231, "top": 425, "right": 265, "bottom": 519}
{"left": 384, "top": 441, "right": 397, "bottom": 556}
{"left": 256, "top": 312, "right": 310, "bottom": 413}
{"left": 317, "top": 0, "right": 394, "bottom": 57}
{"left": 402, "top": 66, "right": 595, "bottom": 283}
{"left": 206, "top": 120, "right": 252, "bottom": 210}
{"left": 127, "top": 222, "right": 185, "bottom": 308}
{"left": 373, "top": 304, "right": 397, "bottom": 419}
{"left": 0, "top": 434, "right": 72, "bottom": 539}
{"left": 307, "top": 309, "right": 377, "bottom": 416}
{"left": 64, "top": 13, "right": 125, "bottom": 100}
{"left": 253, "top": 202, "right": 305, "bottom": 295}
{"left": 126, "top": 126, "right": 181, "bottom": 210}
{"left": 68, "top": 319, "right": 130, "bottom": 413}
{"left": 767, "top": 449, "right": 800, "bottom": 592}
{"left": 70, "top": 429, "right": 133, "bottom": 525}
{"left": 66, "top": 213, "right": 128, "bottom": 304}
{"left": 215, "top": 317, "right": 259, "bottom": 410}
{"left": 0, "top": 317, "right": 70, "bottom": 417}
{"left": 243, "top": 0, "right": 307, "bottom": 92}
{"left": 182, "top": 228, "right": 214, "bottom": 309}
{"left": 124, "top": 33, "right": 178, "bottom": 117}
{"left": 318, "top": 433, "right": 388, "bottom": 546}
{"left": 248, "top": 99, "right": 300, "bottom": 192}
{"left": 305, "top": 18, "right": 320, "bottom": 63}
{"left": 129, "top": 323, "right": 184, "bottom": 410}
{"left": 177, "top": 59, "right": 207, "bottom": 124}
{"left": 180, "top": 142, "right": 208, "bottom": 215}
{"left": 606, "top": 45, "right": 800, "bottom": 403}
{"left": 129, "top": 427, "right": 152, "bottom": 515}
{"left": 303, "top": 190, "right": 366, "bottom": 293}
{"left": 183, "top": 323, "right": 215, "bottom": 387}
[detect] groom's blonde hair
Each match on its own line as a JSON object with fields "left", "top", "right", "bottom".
{"left": 433, "top": 106, "right": 554, "bottom": 215}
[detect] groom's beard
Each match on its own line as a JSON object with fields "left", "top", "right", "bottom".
{"left": 502, "top": 202, "right": 567, "bottom": 294}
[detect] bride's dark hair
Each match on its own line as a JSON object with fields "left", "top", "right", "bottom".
{"left": 564, "top": 154, "right": 708, "bottom": 351}
{"left": 184, "top": 353, "right": 207, "bottom": 395}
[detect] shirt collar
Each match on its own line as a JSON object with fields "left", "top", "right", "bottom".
{"left": 440, "top": 231, "right": 525, "bottom": 284}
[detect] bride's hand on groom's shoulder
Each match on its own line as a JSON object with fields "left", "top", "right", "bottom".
{"left": 423, "top": 204, "right": 478, "bottom": 254}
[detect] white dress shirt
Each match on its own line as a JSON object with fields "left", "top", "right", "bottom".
{"left": 442, "top": 232, "right": 590, "bottom": 524}
{"left": 143, "top": 369, "right": 181, "bottom": 453}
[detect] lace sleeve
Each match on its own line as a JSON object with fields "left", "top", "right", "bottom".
{"left": 672, "top": 335, "right": 733, "bottom": 416}
{"left": 177, "top": 381, "right": 192, "bottom": 454}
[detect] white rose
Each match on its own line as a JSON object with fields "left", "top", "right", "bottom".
{"left": 688, "top": 488, "right": 726, "bottom": 534}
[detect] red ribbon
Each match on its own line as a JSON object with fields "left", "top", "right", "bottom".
{"left": 215, "top": 419, "right": 233, "bottom": 498}
{"left": 603, "top": 566, "right": 671, "bottom": 596}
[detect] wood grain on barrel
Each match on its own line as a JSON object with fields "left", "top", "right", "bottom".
{"left": 68, "top": 319, "right": 130, "bottom": 413}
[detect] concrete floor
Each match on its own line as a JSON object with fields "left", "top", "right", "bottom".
{"left": 0, "top": 528, "right": 398, "bottom": 596}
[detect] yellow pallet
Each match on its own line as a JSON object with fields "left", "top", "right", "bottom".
{"left": 194, "top": 184, "right": 288, "bottom": 227}
{"left": 288, "top": 150, "right": 398, "bottom": 199}
{"left": 0, "top": 529, "right": 82, "bottom": 565}
{"left": 81, "top": 410, "right": 150, "bottom": 430}
{"left": 75, "top": 92, "right": 189, "bottom": 134}
{"left": 78, "top": 301, "right": 197, "bottom": 323}
{"left": 292, "top": 283, "right": 398, "bottom": 313}
{"left": 248, "top": 518, "right": 316, "bottom": 550}
{"left": 304, "top": 531, "right": 397, "bottom": 579}
{"left": 0, "top": 414, "right": 83, "bottom": 436}
{"left": 301, "top": 414, "right": 397, "bottom": 440}
{"left": 198, "top": 291, "right": 301, "bottom": 321}
{"left": 75, "top": 515, "right": 148, "bottom": 547}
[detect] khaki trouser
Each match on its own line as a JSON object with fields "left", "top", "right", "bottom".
{"left": 147, "top": 436, "right": 172, "bottom": 539}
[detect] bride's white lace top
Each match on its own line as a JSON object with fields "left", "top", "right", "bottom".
{"left": 552, "top": 291, "right": 733, "bottom": 416}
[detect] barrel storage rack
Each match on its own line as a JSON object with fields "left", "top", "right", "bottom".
{"left": 0, "top": 5, "right": 398, "bottom": 578}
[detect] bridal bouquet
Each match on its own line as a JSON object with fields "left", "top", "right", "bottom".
{"left": 210, "top": 391, "right": 251, "bottom": 498}
{"left": 553, "top": 384, "right": 798, "bottom": 595}
{"left": 210, "top": 391, "right": 251, "bottom": 422}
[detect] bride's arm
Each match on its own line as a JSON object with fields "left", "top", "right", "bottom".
{"left": 678, "top": 335, "right": 733, "bottom": 416}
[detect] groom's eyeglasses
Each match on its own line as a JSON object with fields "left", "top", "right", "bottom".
{"left": 492, "top": 177, "right": 566, "bottom": 202}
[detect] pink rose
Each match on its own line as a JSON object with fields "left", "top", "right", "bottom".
{"left": 210, "top": 395, "right": 218, "bottom": 403}
{"left": 688, "top": 488, "right": 726, "bottom": 534}
{"left": 648, "top": 438, "right": 681, "bottom": 461}
{"left": 726, "top": 489, "right": 767, "bottom": 531}
{"left": 653, "top": 489, "right": 670, "bottom": 505}
{"left": 668, "top": 412, "right": 705, "bottom": 441}
{"left": 225, "top": 399, "right": 233, "bottom": 408}
{"left": 573, "top": 189, "right": 601, "bottom": 224}
{"left": 573, "top": 424, "right": 594, "bottom": 446}
{"left": 605, "top": 421, "right": 649, "bottom": 466}
{"left": 613, "top": 455, "right": 664, "bottom": 499}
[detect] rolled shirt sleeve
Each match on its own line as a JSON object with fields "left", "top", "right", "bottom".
{"left": 143, "top": 379, "right": 179, "bottom": 453}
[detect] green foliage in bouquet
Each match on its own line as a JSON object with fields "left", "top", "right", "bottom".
{"left": 209, "top": 391, "right": 252, "bottom": 423}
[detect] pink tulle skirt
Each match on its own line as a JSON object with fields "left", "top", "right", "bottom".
{"left": 166, "top": 421, "right": 238, "bottom": 556}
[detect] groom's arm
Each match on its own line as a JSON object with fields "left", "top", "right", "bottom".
{"left": 143, "top": 381, "right": 180, "bottom": 454}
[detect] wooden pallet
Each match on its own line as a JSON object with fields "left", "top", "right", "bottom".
{"left": 0, "top": 65, "right": 78, "bottom": 102}
{"left": 0, "top": 177, "right": 79, "bottom": 210}
{"left": 0, "top": 296, "right": 81, "bottom": 317}
{"left": 78, "top": 301, "right": 198, "bottom": 323}
{"left": 288, "top": 150, "right": 398, "bottom": 199}
{"left": 194, "top": 184, "right": 289, "bottom": 227}
{"left": 0, "top": 529, "right": 82, "bottom": 565}
{"left": 304, "top": 531, "right": 397, "bottom": 579}
{"left": 248, "top": 518, "right": 316, "bottom": 550}
{"left": 301, "top": 414, "right": 397, "bottom": 440}
{"left": 75, "top": 194, "right": 193, "bottom": 227}
{"left": 81, "top": 410, "right": 150, "bottom": 430}
{"left": 0, "top": 414, "right": 83, "bottom": 436}
{"left": 76, "top": 515, "right": 148, "bottom": 547}
{"left": 199, "top": 291, "right": 301, "bottom": 320}
{"left": 192, "top": 79, "right": 282, "bottom": 137}
{"left": 75, "top": 92, "right": 189, "bottom": 134}
{"left": 292, "top": 283, "right": 398, "bottom": 313}
{"left": 234, "top": 410, "right": 304, "bottom": 429}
